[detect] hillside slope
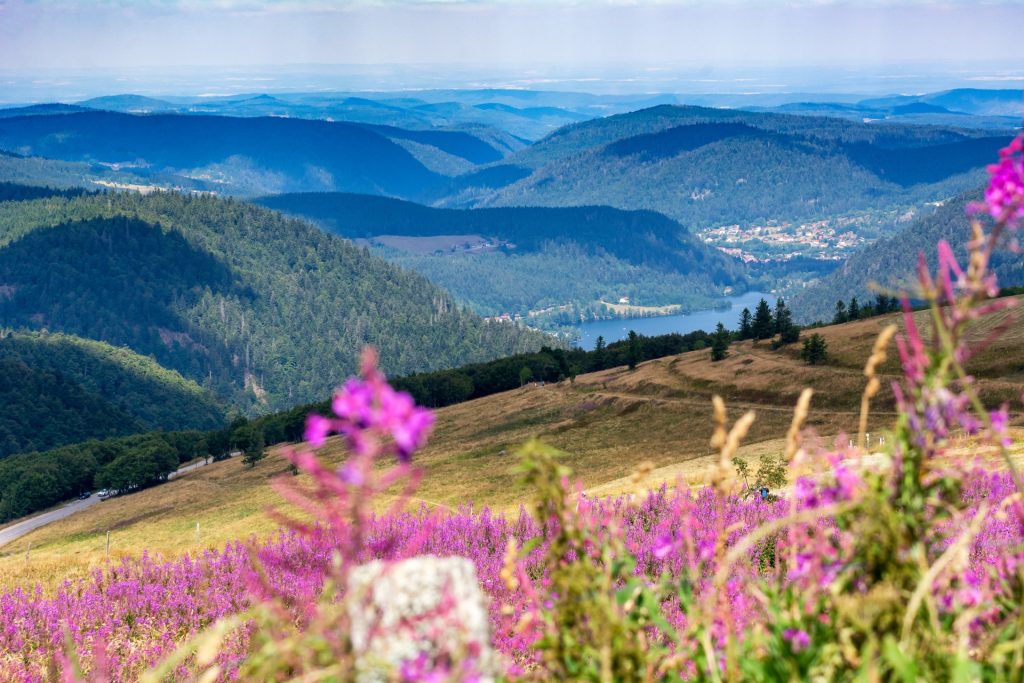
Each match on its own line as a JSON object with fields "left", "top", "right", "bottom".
{"left": 0, "top": 192, "right": 552, "bottom": 412}
{"left": 4, "top": 304, "right": 1022, "bottom": 589}
{"left": 0, "top": 331, "right": 226, "bottom": 458}
{"left": 468, "top": 105, "right": 1011, "bottom": 229}
{"left": 790, "top": 190, "right": 1024, "bottom": 322}
{"left": 257, "top": 192, "right": 746, "bottom": 316}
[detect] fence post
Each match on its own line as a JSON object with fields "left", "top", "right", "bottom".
{"left": 25, "top": 542, "right": 30, "bottom": 564}
{"left": 105, "top": 530, "right": 110, "bottom": 561}
{"left": 195, "top": 521, "right": 200, "bottom": 546}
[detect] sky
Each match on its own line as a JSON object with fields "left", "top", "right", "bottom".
{"left": 1, "top": 0, "right": 1023, "bottom": 99}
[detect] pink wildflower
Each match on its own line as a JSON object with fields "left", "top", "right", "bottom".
{"left": 984, "top": 135, "right": 1024, "bottom": 228}
{"left": 783, "top": 628, "right": 811, "bottom": 652}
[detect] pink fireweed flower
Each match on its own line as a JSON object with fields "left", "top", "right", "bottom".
{"left": 304, "top": 348, "right": 435, "bottom": 462}
{"left": 653, "top": 532, "right": 676, "bottom": 560}
{"left": 783, "top": 628, "right": 811, "bottom": 653}
{"left": 984, "top": 134, "right": 1024, "bottom": 228}
{"left": 304, "top": 414, "right": 333, "bottom": 448}
{"left": 990, "top": 406, "right": 1012, "bottom": 447}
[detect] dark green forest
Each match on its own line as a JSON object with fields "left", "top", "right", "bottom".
{"left": 0, "top": 429, "right": 223, "bottom": 521}
{"left": 0, "top": 191, "right": 552, "bottom": 412}
{"left": 0, "top": 331, "right": 226, "bottom": 457}
{"left": 258, "top": 192, "right": 745, "bottom": 316}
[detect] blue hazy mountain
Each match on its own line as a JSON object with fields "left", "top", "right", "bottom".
{"left": 466, "top": 105, "right": 1014, "bottom": 228}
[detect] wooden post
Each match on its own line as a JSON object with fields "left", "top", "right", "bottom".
{"left": 25, "top": 542, "right": 30, "bottom": 564}
{"left": 195, "top": 521, "right": 200, "bottom": 546}
{"left": 105, "top": 530, "right": 110, "bottom": 561}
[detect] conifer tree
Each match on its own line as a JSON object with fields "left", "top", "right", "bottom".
{"left": 710, "top": 322, "right": 729, "bottom": 362}
{"left": 801, "top": 333, "right": 828, "bottom": 365}
{"left": 848, "top": 296, "right": 861, "bottom": 320}
{"left": 833, "top": 300, "right": 848, "bottom": 325}
{"left": 627, "top": 330, "right": 640, "bottom": 370}
{"left": 752, "top": 298, "right": 774, "bottom": 340}
{"left": 738, "top": 308, "right": 753, "bottom": 340}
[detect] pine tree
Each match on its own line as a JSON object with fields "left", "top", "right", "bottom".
{"left": 848, "top": 296, "right": 861, "bottom": 320}
{"left": 772, "top": 298, "right": 790, "bottom": 334}
{"left": 710, "top": 322, "right": 729, "bottom": 362}
{"left": 738, "top": 308, "right": 753, "bottom": 340}
{"left": 752, "top": 298, "right": 774, "bottom": 340}
{"left": 237, "top": 424, "right": 265, "bottom": 468}
{"left": 875, "top": 293, "right": 891, "bottom": 315}
{"left": 833, "top": 300, "right": 848, "bottom": 325}
{"left": 627, "top": 330, "right": 640, "bottom": 370}
{"left": 801, "top": 334, "right": 828, "bottom": 365}
{"left": 593, "top": 335, "right": 606, "bottom": 370}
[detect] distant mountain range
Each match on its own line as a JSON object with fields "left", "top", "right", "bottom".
{"left": 466, "top": 105, "right": 1013, "bottom": 229}
{"left": 3, "top": 86, "right": 1017, "bottom": 138}
{"left": 0, "top": 102, "right": 1011, "bottom": 231}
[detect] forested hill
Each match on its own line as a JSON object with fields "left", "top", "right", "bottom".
{"left": 257, "top": 192, "right": 744, "bottom": 284}
{"left": 467, "top": 105, "right": 1013, "bottom": 228}
{"left": 0, "top": 111, "right": 506, "bottom": 198}
{"left": 790, "top": 190, "right": 1024, "bottom": 322}
{"left": 0, "top": 331, "right": 226, "bottom": 458}
{"left": 0, "top": 192, "right": 552, "bottom": 412}
{"left": 256, "top": 192, "right": 746, "bottom": 318}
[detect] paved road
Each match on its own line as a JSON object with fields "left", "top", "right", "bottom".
{"left": 0, "top": 452, "right": 238, "bottom": 549}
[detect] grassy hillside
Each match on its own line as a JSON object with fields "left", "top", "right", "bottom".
{"left": 4, "top": 303, "right": 1022, "bottom": 590}
{"left": 257, "top": 192, "right": 746, "bottom": 316}
{"left": 790, "top": 190, "right": 1024, "bottom": 322}
{"left": 469, "top": 105, "right": 1009, "bottom": 229}
{"left": 0, "top": 191, "right": 552, "bottom": 412}
{"left": 0, "top": 331, "right": 226, "bottom": 457}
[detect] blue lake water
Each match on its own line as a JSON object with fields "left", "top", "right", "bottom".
{"left": 573, "top": 291, "right": 771, "bottom": 350}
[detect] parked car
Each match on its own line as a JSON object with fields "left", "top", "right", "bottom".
{"left": 97, "top": 489, "right": 113, "bottom": 500}
{"left": 78, "top": 491, "right": 92, "bottom": 500}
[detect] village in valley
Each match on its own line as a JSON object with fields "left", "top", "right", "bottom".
{"left": 698, "top": 208, "right": 920, "bottom": 262}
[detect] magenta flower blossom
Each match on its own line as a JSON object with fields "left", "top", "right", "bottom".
{"left": 302, "top": 348, "right": 435, "bottom": 462}
{"left": 984, "top": 135, "right": 1024, "bottom": 228}
{"left": 990, "top": 407, "right": 1012, "bottom": 447}
{"left": 783, "top": 628, "right": 811, "bottom": 652}
{"left": 304, "top": 414, "right": 333, "bottom": 448}
{"left": 653, "top": 531, "right": 676, "bottom": 560}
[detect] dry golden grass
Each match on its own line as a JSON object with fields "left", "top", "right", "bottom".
{"left": 2, "top": 303, "right": 1022, "bottom": 591}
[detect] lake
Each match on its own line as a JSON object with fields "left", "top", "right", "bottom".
{"left": 573, "top": 291, "right": 771, "bottom": 350}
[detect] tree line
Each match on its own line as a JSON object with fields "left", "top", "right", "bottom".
{"left": 0, "top": 419, "right": 266, "bottom": 523}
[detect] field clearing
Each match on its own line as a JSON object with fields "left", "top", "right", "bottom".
{"left": 2, "top": 305, "right": 1022, "bottom": 591}
{"left": 358, "top": 234, "right": 500, "bottom": 255}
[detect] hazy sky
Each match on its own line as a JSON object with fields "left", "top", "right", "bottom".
{"left": 3, "top": 0, "right": 1023, "bottom": 68}
{"left": 1, "top": 0, "right": 1022, "bottom": 100}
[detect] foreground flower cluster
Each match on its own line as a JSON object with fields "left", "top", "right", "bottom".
{"left": 0, "top": 134, "right": 1022, "bottom": 681}
{"left": 0, "top": 470, "right": 1019, "bottom": 681}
